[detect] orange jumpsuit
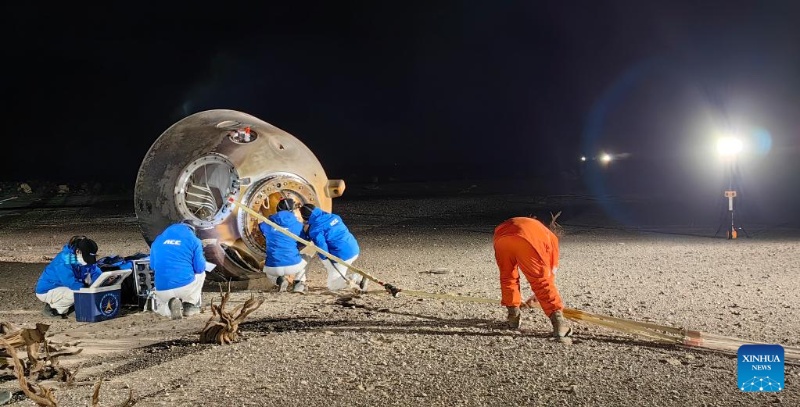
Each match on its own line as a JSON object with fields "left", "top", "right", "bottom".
{"left": 493, "top": 217, "right": 563, "bottom": 316}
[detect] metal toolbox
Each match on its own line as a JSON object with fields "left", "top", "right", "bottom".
{"left": 121, "top": 257, "right": 154, "bottom": 307}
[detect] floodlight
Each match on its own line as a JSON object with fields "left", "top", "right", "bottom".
{"left": 716, "top": 137, "right": 743, "bottom": 157}
{"left": 714, "top": 135, "right": 749, "bottom": 239}
{"left": 600, "top": 153, "right": 613, "bottom": 164}
{"left": 580, "top": 156, "right": 587, "bottom": 162}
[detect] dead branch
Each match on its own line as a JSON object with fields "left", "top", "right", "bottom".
{"left": 0, "top": 321, "right": 18, "bottom": 335}
{"left": 1, "top": 321, "right": 83, "bottom": 405}
{"left": 233, "top": 297, "right": 264, "bottom": 325}
{"left": 1, "top": 323, "right": 48, "bottom": 350}
{"left": 90, "top": 380, "right": 137, "bottom": 407}
{"left": 200, "top": 289, "right": 265, "bottom": 345}
{"left": 549, "top": 210, "right": 564, "bottom": 237}
{"left": 62, "top": 367, "right": 79, "bottom": 386}
{"left": 0, "top": 338, "right": 57, "bottom": 407}
{"left": 120, "top": 388, "right": 137, "bottom": 407}
{"left": 92, "top": 380, "right": 101, "bottom": 407}
{"left": 45, "top": 347, "right": 83, "bottom": 359}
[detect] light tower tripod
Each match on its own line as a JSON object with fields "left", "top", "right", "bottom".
{"left": 715, "top": 157, "right": 749, "bottom": 239}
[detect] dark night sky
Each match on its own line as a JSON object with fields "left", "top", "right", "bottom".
{"left": 3, "top": 1, "right": 800, "bottom": 201}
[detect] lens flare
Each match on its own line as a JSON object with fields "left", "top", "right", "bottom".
{"left": 751, "top": 128, "right": 772, "bottom": 156}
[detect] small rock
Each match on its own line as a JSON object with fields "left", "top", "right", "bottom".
{"left": 18, "top": 183, "right": 32, "bottom": 194}
{"left": 0, "top": 390, "right": 12, "bottom": 405}
{"left": 423, "top": 268, "right": 451, "bottom": 275}
{"left": 661, "top": 358, "right": 681, "bottom": 366}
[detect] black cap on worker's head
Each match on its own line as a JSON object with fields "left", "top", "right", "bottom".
{"left": 277, "top": 198, "right": 295, "bottom": 212}
{"left": 180, "top": 219, "right": 197, "bottom": 232}
{"left": 73, "top": 237, "right": 98, "bottom": 265}
{"left": 300, "top": 203, "right": 316, "bottom": 221}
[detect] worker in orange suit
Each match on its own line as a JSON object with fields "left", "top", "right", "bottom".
{"left": 493, "top": 217, "right": 572, "bottom": 339}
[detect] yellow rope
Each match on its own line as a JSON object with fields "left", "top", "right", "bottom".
{"left": 230, "top": 198, "right": 388, "bottom": 287}
{"left": 226, "top": 197, "right": 800, "bottom": 360}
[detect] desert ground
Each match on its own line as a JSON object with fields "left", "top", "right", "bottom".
{"left": 1, "top": 182, "right": 798, "bottom": 406}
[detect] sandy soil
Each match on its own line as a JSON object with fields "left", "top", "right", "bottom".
{"left": 1, "top": 188, "right": 799, "bottom": 406}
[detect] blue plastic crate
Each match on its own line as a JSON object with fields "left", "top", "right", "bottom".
{"left": 74, "top": 286, "right": 122, "bottom": 322}
{"left": 73, "top": 269, "right": 131, "bottom": 323}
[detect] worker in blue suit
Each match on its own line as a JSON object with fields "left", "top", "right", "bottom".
{"left": 150, "top": 221, "right": 208, "bottom": 320}
{"left": 300, "top": 204, "right": 364, "bottom": 291}
{"left": 35, "top": 236, "right": 102, "bottom": 318}
{"left": 259, "top": 198, "right": 310, "bottom": 293}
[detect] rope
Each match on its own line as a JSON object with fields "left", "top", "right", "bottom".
{"left": 229, "top": 198, "right": 399, "bottom": 293}
{"left": 227, "top": 197, "right": 800, "bottom": 361}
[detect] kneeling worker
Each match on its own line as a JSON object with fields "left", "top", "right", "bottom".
{"left": 150, "top": 221, "right": 207, "bottom": 320}
{"left": 493, "top": 217, "right": 571, "bottom": 339}
{"left": 300, "top": 204, "right": 364, "bottom": 291}
{"left": 259, "top": 198, "right": 309, "bottom": 293}
{"left": 35, "top": 236, "right": 102, "bottom": 318}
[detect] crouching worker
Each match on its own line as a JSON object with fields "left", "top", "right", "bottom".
{"left": 259, "top": 198, "right": 309, "bottom": 293}
{"left": 493, "top": 217, "right": 572, "bottom": 339}
{"left": 35, "top": 236, "right": 102, "bottom": 318}
{"left": 300, "top": 204, "right": 364, "bottom": 291}
{"left": 150, "top": 221, "right": 207, "bottom": 320}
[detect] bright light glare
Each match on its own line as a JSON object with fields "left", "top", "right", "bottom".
{"left": 717, "top": 137, "right": 743, "bottom": 157}
{"left": 600, "top": 153, "right": 613, "bottom": 163}
{"left": 580, "top": 156, "right": 587, "bottom": 162}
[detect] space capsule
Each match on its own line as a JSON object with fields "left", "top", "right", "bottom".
{"left": 134, "top": 109, "right": 344, "bottom": 281}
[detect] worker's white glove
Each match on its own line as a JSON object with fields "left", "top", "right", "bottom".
{"left": 299, "top": 243, "right": 317, "bottom": 256}
{"left": 552, "top": 267, "right": 558, "bottom": 275}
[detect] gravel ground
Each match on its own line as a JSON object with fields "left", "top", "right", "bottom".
{"left": 1, "top": 190, "right": 799, "bottom": 406}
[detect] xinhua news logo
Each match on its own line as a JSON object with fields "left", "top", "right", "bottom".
{"left": 737, "top": 344, "right": 784, "bottom": 392}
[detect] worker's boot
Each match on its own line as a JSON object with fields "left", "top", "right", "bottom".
{"left": 507, "top": 306, "right": 521, "bottom": 329}
{"left": 275, "top": 276, "right": 288, "bottom": 293}
{"left": 168, "top": 298, "right": 183, "bottom": 320}
{"left": 42, "top": 304, "right": 60, "bottom": 318}
{"left": 182, "top": 302, "right": 201, "bottom": 317}
{"left": 60, "top": 305, "right": 75, "bottom": 319}
{"left": 351, "top": 274, "right": 369, "bottom": 292}
{"left": 292, "top": 281, "right": 307, "bottom": 294}
{"left": 549, "top": 310, "right": 572, "bottom": 338}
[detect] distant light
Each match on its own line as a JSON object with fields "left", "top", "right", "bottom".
{"left": 600, "top": 153, "right": 613, "bottom": 164}
{"left": 580, "top": 156, "right": 587, "bottom": 162}
{"left": 717, "top": 137, "right": 743, "bottom": 157}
